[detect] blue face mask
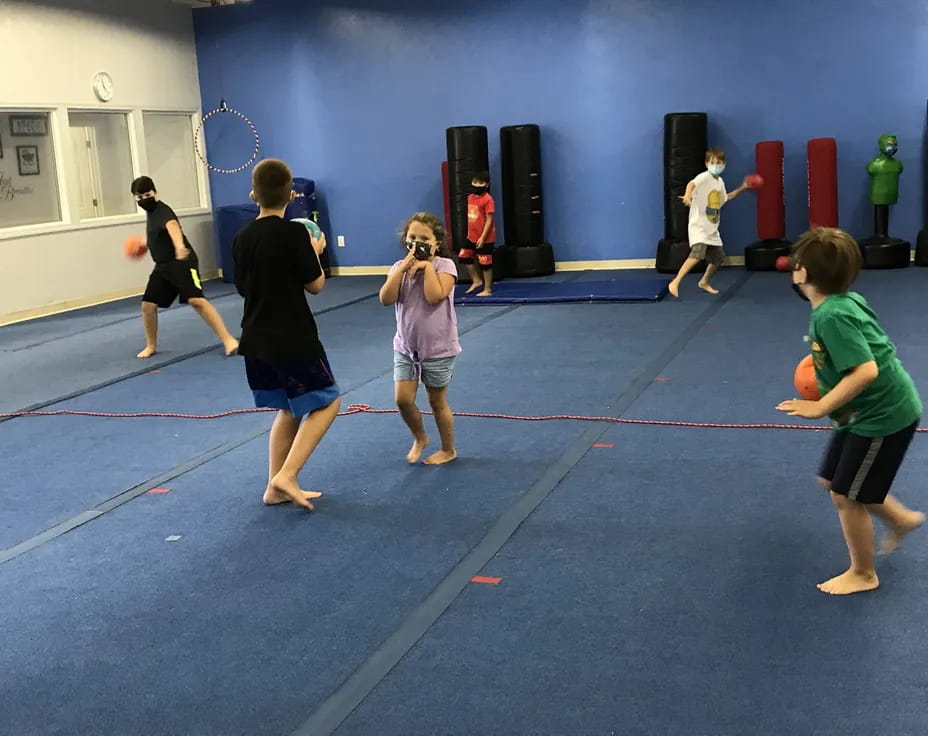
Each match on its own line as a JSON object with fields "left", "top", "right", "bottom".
{"left": 708, "top": 164, "right": 725, "bottom": 177}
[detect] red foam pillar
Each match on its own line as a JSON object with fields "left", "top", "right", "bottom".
{"left": 755, "top": 141, "right": 785, "bottom": 240}
{"left": 441, "top": 161, "right": 452, "bottom": 250}
{"left": 807, "top": 138, "right": 838, "bottom": 228}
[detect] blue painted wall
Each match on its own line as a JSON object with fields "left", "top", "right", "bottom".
{"left": 193, "top": 0, "right": 927, "bottom": 267}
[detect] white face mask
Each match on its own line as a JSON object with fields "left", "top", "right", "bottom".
{"left": 708, "top": 164, "right": 725, "bottom": 177}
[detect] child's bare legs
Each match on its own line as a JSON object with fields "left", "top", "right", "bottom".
{"left": 424, "top": 385, "right": 456, "bottom": 465}
{"left": 477, "top": 265, "right": 493, "bottom": 297}
{"left": 868, "top": 495, "right": 925, "bottom": 554}
{"left": 698, "top": 263, "right": 720, "bottom": 294}
{"left": 263, "top": 410, "right": 321, "bottom": 506}
{"left": 263, "top": 399, "right": 340, "bottom": 510}
{"left": 819, "top": 490, "right": 880, "bottom": 595}
{"left": 395, "top": 380, "right": 429, "bottom": 463}
{"left": 188, "top": 297, "right": 239, "bottom": 355}
{"left": 465, "top": 263, "right": 483, "bottom": 294}
{"left": 138, "top": 301, "right": 158, "bottom": 358}
{"left": 667, "top": 257, "right": 701, "bottom": 298}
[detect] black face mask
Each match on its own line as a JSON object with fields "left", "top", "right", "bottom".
{"left": 471, "top": 185, "right": 487, "bottom": 195}
{"left": 137, "top": 198, "right": 158, "bottom": 213}
{"left": 792, "top": 282, "right": 810, "bottom": 302}
{"left": 406, "top": 240, "right": 433, "bottom": 261}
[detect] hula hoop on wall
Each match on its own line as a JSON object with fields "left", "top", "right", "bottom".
{"left": 194, "top": 99, "right": 261, "bottom": 174}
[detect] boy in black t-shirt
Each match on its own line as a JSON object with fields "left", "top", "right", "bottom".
{"left": 232, "top": 159, "right": 339, "bottom": 511}
{"left": 130, "top": 176, "right": 239, "bottom": 359}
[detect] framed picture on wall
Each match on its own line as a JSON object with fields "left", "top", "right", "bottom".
{"left": 17, "top": 145, "right": 39, "bottom": 176}
{"left": 10, "top": 116, "right": 48, "bottom": 137}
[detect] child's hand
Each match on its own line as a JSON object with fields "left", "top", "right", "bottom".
{"left": 776, "top": 399, "right": 826, "bottom": 419}
{"left": 409, "top": 259, "right": 429, "bottom": 274}
{"left": 475, "top": 237, "right": 485, "bottom": 247}
{"left": 679, "top": 194, "right": 692, "bottom": 207}
{"left": 400, "top": 252, "right": 417, "bottom": 271}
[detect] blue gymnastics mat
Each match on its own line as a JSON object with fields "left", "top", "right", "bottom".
{"left": 454, "top": 279, "right": 670, "bottom": 305}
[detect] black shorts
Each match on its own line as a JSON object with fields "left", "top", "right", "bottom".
{"left": 818, "top": 420, "right": 918, "bottom": 504}
{"left": 143, "top": 260, "right": 205, "bottom": 308}
{"left": 458, "top": 240, "right": 495, "bottom": 267}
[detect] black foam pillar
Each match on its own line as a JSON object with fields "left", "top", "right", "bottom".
{"left": 500, "top": 124, "right": 554, "bottom": 277}
{"left": 656, "top": 112, "right": 709, "bottom": 273}
{"left": 500, "top": 124, "right": 544, "bottom": 246}
{"left": 445, "top": 126, "right": 489, "bottom": 254}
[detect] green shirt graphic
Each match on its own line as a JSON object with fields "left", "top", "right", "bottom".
{"left": 808, "top": 292, "right": 921, "bottom": 436}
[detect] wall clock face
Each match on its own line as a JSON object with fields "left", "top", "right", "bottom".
{"left": 93, "top": 72, "right": 114, "bottom": 102}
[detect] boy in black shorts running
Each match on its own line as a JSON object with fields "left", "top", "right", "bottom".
{"left": 232, "top": 159, "right": 340, "bottom": 511}
{"left": 778, "top": 227, "right": 924, "bottom": 595}
{"left": 130, "top": 176, "right": 239, "bottom": 359}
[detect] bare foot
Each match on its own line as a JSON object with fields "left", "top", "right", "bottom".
{"left": 817, "top": 568, "right": 880, "bottom": 595}
{"left": 424, "top": 449, "right": 457, "bottom": 465}
{"left": 137, "top": 346, "right": 157, "bottom": 359}
{"left": 407, "top": 435, "right": 429, "bottom": 463}
{"left": 265, "top": 474, "right": 315, "bottom": 510}
{"left": 476, "top": 290, "right": 492, "bottom": 297}
{"left": 880, "top": 511, "right": 925, "bottom": 555}
{"left": 465, "top": 282, "right": 483, "bottom": 294}
{"left": 263, "top": 487, "right": 323, "bottom": 506}
{"left": 698, "top": 281, "right": 719, "bottom": 295}
{"left": 224, "top": 339, "right": 239, "bottom": 356}
{"left": 668, "top": 281, "right": 679, "bottom": 299}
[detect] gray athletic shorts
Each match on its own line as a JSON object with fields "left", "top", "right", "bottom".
{"left": 689, "top": 243, "right": 725, "bottom": 265}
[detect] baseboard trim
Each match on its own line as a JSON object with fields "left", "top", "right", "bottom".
{"left": 331, "top": 257, "right": 747, "bottom": 277}
{"left": 0, "top": 271, "right": 221, "bottom": 326}
{"left": 329, "top": 266, "right": 393, "bottom": 276}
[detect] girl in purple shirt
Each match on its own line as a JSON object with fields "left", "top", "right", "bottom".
{"left": 379, "top": 213, "right": 460, "bottom": 465}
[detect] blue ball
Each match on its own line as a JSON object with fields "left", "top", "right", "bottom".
{"left": 292, "top": 217, "right": 322, "bottom": 240}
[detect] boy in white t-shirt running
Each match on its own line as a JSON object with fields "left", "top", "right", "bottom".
{"left": 668, "top": 148, "right": 752, "bottom": 298}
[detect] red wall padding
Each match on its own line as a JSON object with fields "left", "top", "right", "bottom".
{"left": 807, "top": 138, "right": 838, "bottom": 228}
{"left": 755, "top": 141, "right": 785, "bottom": 240}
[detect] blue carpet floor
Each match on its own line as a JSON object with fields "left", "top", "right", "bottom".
{"left": 338, "top": 423, "right": 928, "bottom": 735}
{"left": 0, "top": 276, "right": 384, "bottom": 415}
{"left": 2, "top": 268, "right": 926, "bottom": 736}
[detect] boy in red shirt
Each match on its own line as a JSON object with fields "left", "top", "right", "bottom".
{"left": 459, "top": 172, "right": 495, "bottom": 296}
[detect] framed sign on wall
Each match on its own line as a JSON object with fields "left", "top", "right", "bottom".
{"left": 10, "top": 116, "right": 48, "bottom": 137}
{"left": 16, "top": 145, "right": 39, "bottom": 176}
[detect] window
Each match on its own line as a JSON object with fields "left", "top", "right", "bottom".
{"left": 143, "top": 113, "right": 202, "bottom": 210}
{"left": 0, "top": 111, "right": 61, "bottom": 228}
{"left": 68, "top": 112, "right": 135, "bottom": 220}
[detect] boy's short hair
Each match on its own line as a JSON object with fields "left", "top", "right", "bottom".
{"left": 705, "top": 148, "right": 726, "bottom": 163}
{"left": 252, "top": 159, "right": 292, "bottom": 209}
{"left": 791, "top": 227, "right": 862, "bottom": 294}
{"left": 130, "top": 176, "right": 156, "bottom": 195}
{"left": 471, "top": 171, "right": 489, "bottom": 185}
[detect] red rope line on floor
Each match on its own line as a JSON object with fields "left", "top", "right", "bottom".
{"left": 3, "top": 403, "right": 917, "bottom": 432}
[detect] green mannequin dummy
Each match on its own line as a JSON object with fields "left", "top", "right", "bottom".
{"left": 858, "top": 133, "right": 909, "bottom": 267}
{"left": 867, "top": 134, "right": 902, "bottom": 205}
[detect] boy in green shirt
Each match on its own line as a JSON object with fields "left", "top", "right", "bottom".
{"left": 778, "top": 227, "right": 924, "bottom": 595}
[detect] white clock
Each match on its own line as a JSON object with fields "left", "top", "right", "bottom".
{"left": 92, "top": 72, "right": 114, "bottom": 102}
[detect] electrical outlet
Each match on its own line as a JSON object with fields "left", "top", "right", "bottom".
{"left": 337, "top": 235, "right": 346, "bottom": 247}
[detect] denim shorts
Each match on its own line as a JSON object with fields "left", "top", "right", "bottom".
{"left": 245, "top": 355, "right": 340, "bottom": 418}
{"left": 393, "top": 351, "right": 457, "bottom": 388}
